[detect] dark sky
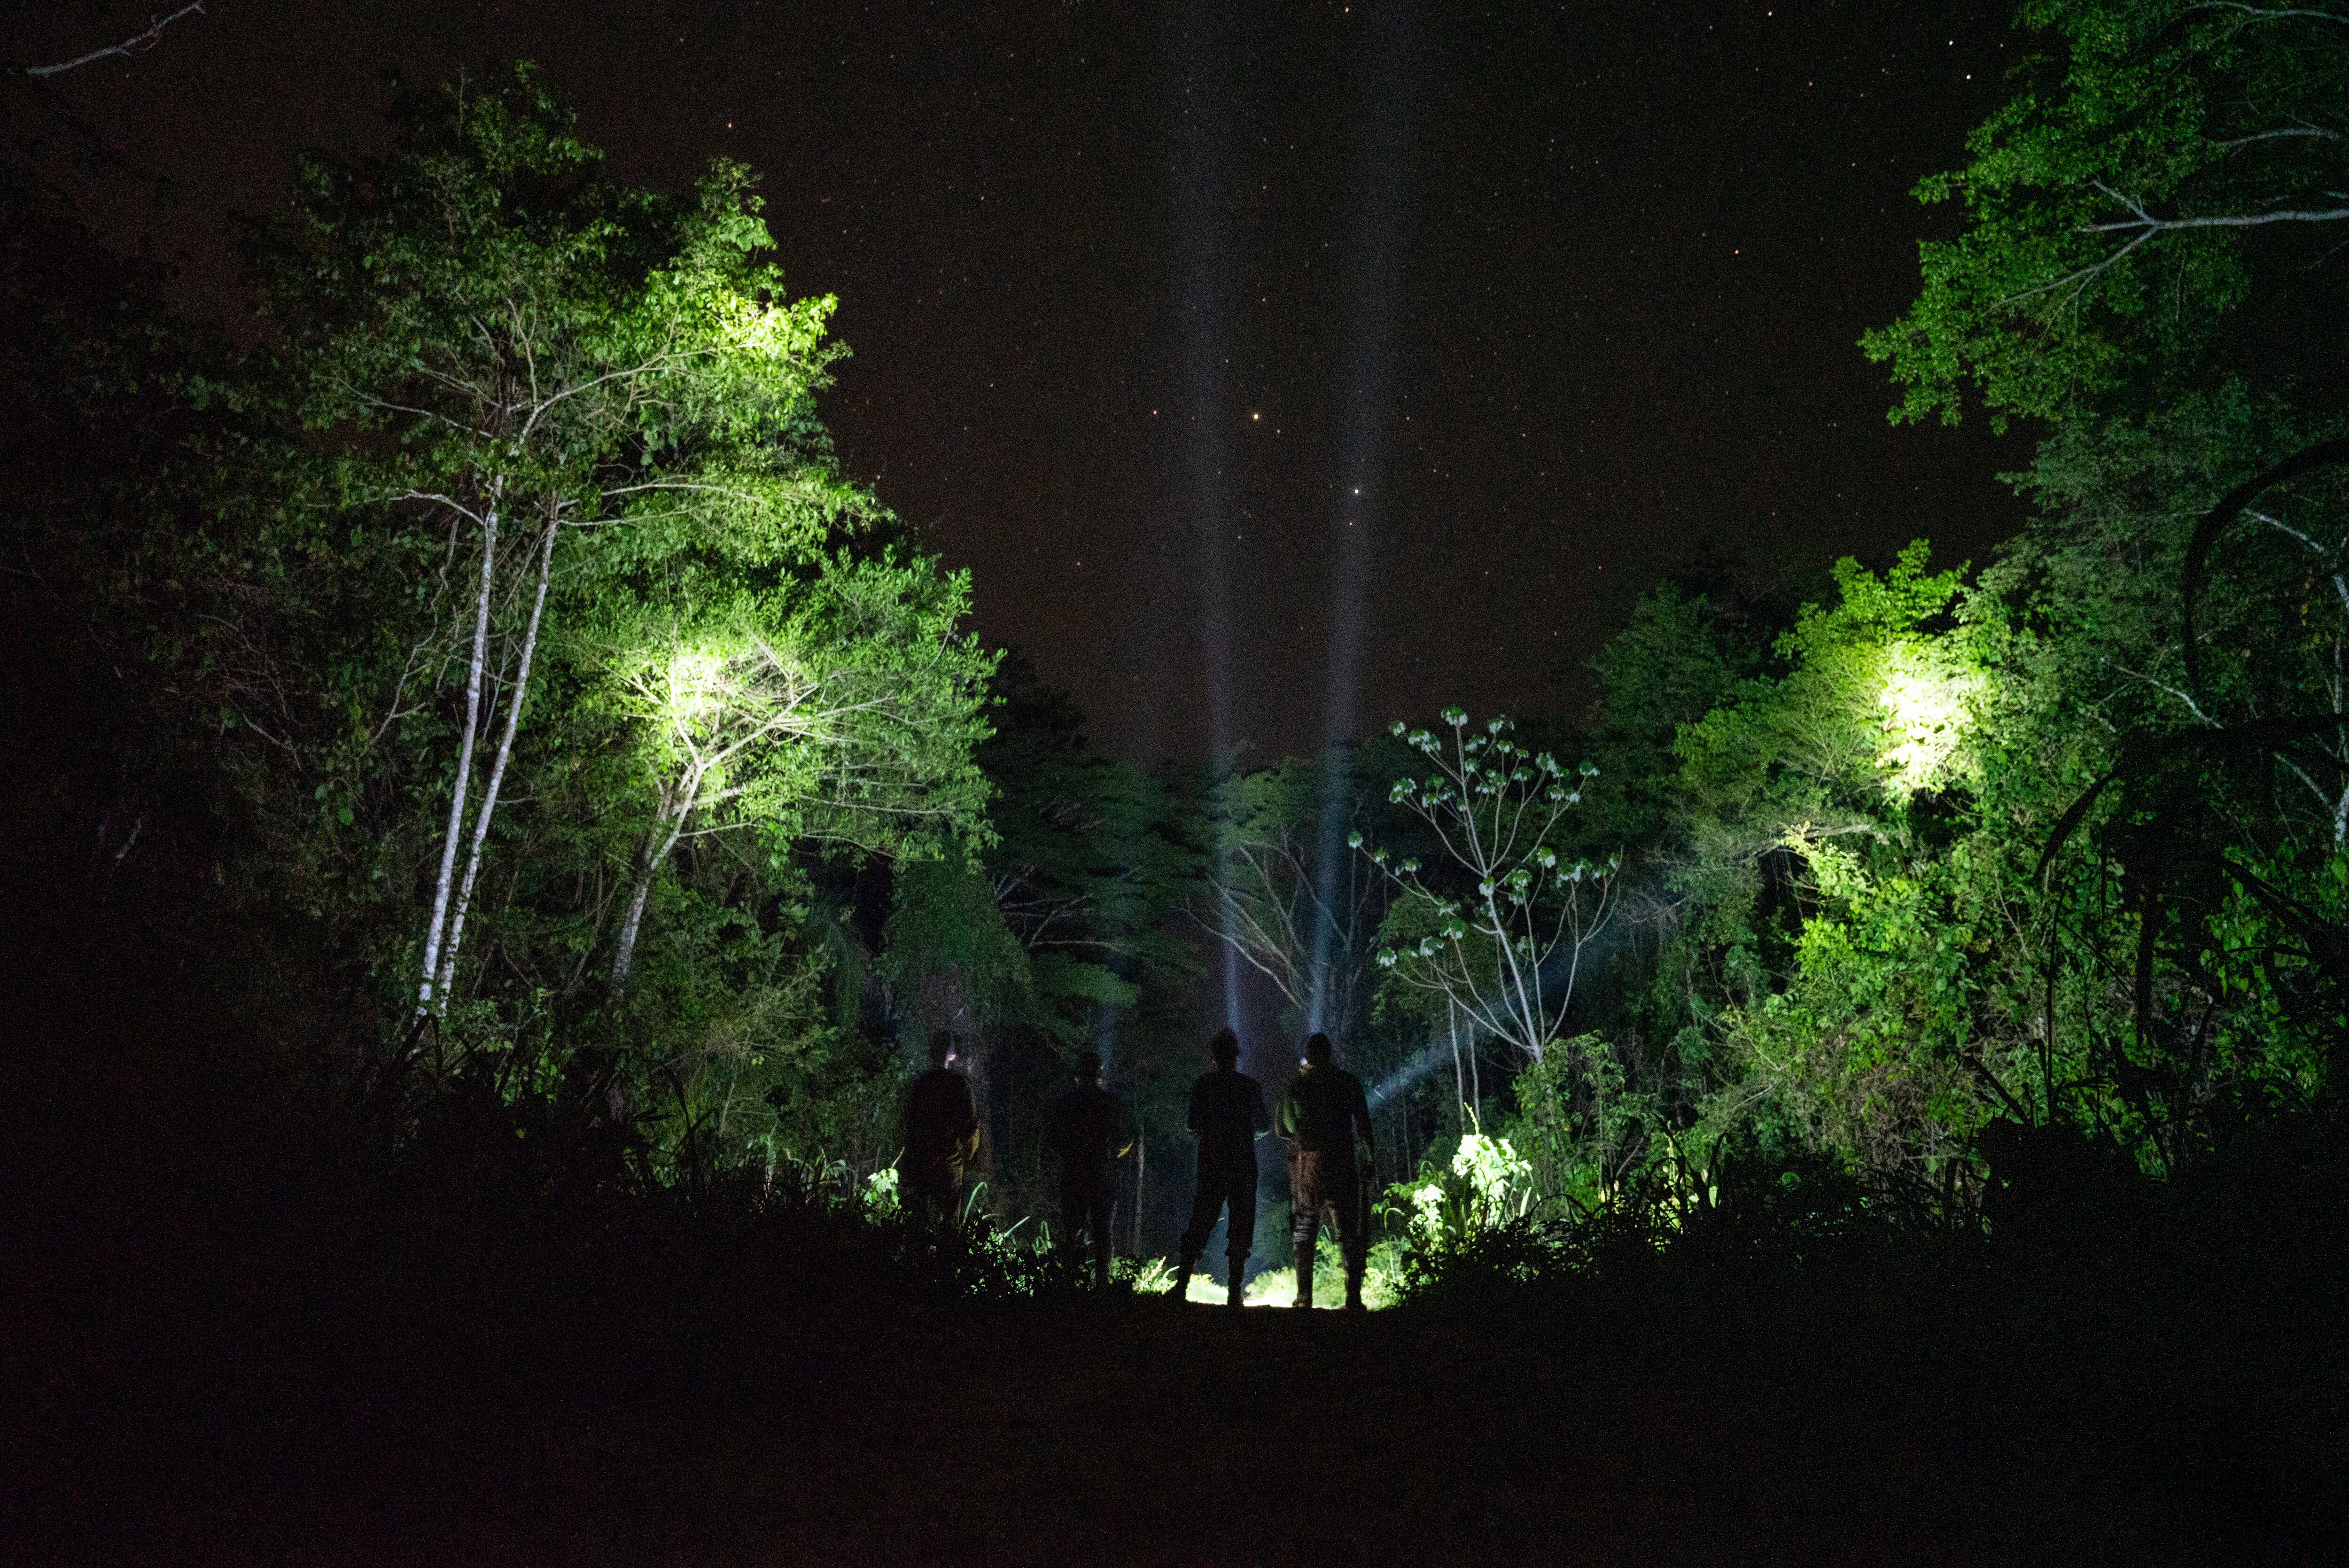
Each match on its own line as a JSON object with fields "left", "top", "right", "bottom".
{"left": 9, "top": 0, "right": 2034, "bottom": 764}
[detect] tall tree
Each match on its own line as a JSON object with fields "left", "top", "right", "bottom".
{"left": 1203, "top": 747, "right": 1390, "bottom": 1048}
{"left": 8, "top": 67, "right": 1000, "bottom": 1177}
{"left": 1861, "top": 0, "right": 2349, "bottom": 1162}
{"left": 247, "top": 65, "right": 885, "bottom": 1017}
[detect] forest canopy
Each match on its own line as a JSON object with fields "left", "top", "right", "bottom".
{"left": 7, "top": 14, "right": 2348, "bottom": 1565}
{"left": 4, "top": 4, "right": 2345, "bottom": 1277}
{"left": 8, "top": 68, "right": 998, "bottom": 1180}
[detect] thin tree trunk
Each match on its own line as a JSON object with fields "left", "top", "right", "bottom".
{"left": 1469, "top": 1029, "right": 1482, "bottom": 1122}
{"left": 1448, "top": 1001, "right": 1467, "bottom": 1135}
{"left": 611, "top": 769, "right": 700, "bottom": 1000}
{"left": 418, "top": 491, "right": 499, "bottom": 1014}
{"left": 435, "top": 515, "right": 558, "bottom": 1006}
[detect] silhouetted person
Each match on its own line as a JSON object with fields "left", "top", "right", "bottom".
{"left": 1048, "top": 1049, "right": 1132, "bottom": 1287}
{"left": 1276, "top": 1032, "right": 1376, "bottom": 1310}
{"left": 1175, "top": 1027, "right": 1271, "bottom": 1307}
{"left": 901, "top": 1031, "right": 980, "bottom": 1226}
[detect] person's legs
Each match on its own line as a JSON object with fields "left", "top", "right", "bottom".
{"left": 1059, "top": 1172, "right": 1088, "bottom": 1265}
{"left": 1086, "top": 1185, "right": 1112, "bottom": 1287}
{"left": 1063, "top": 1176, "right": 1112, "bottom": 1286}
{"left": 1176, "top": 1163, "right": 1227, "bottom": 1296}
{"left": 1329, "top": 1160, "right": 1367, "bottom": 1308}
{"left": 1225, "top": 1167, "right": 1257, "bottom": 1271}
{"left": 1290, "top": 1152, "right": 1327, "bottom": 1308}
{"left": 908, "top": 1173, "right": 958, "bottom": 1229}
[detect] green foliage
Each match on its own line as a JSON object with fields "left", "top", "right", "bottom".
{"left": 5, "top": 66, "right": 1000, "bottom": 1185}
{"left": 16, "top": 24, "right": 2349, "bottom": 1311}
{"left": 1864, "top": 0, "right": 2349, "bottom": 428}
{"left": 1580, "top": 581, "right": 1763, "bottom": 847}
{"left": 1551, "top": 476, "right": 2346, "bottom": 1210}
{"left": 975, "top": 656, "right": 1200, "bottom": 1051}
{"left": 1378, "top": 1131, "right": 1536, "bottom": 1252}
{"left": 1836, "top": 0, "right": 2347, "bottom": 1197}
{"left": 880, "top": 852, "right": 1034, "bottom": 1040}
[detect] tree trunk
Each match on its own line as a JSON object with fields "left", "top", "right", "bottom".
{"left": 417, "top": 491, "right": 499, "bottom": 1014}
{"left": 1448, "top": 1000, "right": 1467, "bottom": 1134}
{"left": 610, "top": 768, "right": 700, "bottom": 1001}
{"left": 434, "top": 515, "right": 558, "bottom": 1007}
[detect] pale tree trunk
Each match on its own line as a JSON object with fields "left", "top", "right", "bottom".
{"left": 610, "top": 766, "right": 702, "bottom": 1000}
{"left": 417, "top": 491, "right": 500, "bottom": 1014}
{"left": 434, "top": 515, "right": 559, "bottom": 1007}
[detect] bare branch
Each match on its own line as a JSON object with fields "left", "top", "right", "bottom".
{"left": 2213, "top": 125, "right": 2342, "bottom": 149}
{"left": 1992, "top": 229, "right": 2156, "bottom": 311}
{"left": 2105, "top": 658, "right": 2224, "bottom": 728}
{"left": 2244, "top": 507, "right": 2335, "bottom": 555}
{"left": 2185, "top": 2, "right": 2349, "bottom": 23}
{"left": 14, "top": 4, "right": 207, "bottom": 79}
{"left": 2081, "top": 205, "right": 2349, "bottom": 234}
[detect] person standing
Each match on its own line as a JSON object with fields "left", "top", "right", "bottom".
{"left": 901, "top": 1031, "right": 980, "bottom": 1227}
{"left": 1048, "top": 1049, "right": 1133, "bottom": 1287}
{"left": 1174, "top": 1027, "right": 1272, "bottom": 1308}
{"left": 1276, "top": 1032, "right": 1376, "bottom": 1310}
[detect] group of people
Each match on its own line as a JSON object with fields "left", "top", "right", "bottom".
{"left": 898, "top": 1027, "right": 1377, "bottom": 1310}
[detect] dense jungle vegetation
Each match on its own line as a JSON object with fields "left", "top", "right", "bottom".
{"left": 4, "top": 4, "right": 2346, "bottom": 1560}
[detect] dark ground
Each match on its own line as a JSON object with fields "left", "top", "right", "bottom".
{"left": 2, "top": 877, "right": 2343, "bottom": 1567}
{"left": 10, "top": 1270, "right": 2338, "bottom": 1567}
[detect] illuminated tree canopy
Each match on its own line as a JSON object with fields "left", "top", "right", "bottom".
{"left": 1864, "top": 0, "right": 2349, "bottom": 429}
{"left": 2, "top": 13, "right": 2343, "bottom": 1307}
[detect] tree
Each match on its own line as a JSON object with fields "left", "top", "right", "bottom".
{"left": 1362, "top": 711, "right": 1619, "bottom": 1068}
{"left": 883, "top": 658, "right": 1204, "bottom": 1231}
{"left": 1854, "top": 0, "right": 2349, "bottom": 1170}
{"left": 1971, "top": 396, "right": 2349, "bottom": 1165}
{"left": 3, "top": 66, "right": 1002, "bottom": 1179}
{"left": 1203, "top": 747, "right": 1391, "bottom": 1048}
{"left": 975, "top": 656, "right": 1198, "bottom": 1044}
{"left": 246, "top": 65, "right": 880, "bottom": 1017}
{"left": 1863, "top": 0, "right": 2349, "bottom": 429}
{"left": 1675, "top": 545, "right": 2010, "bottom": 1180}
{"left": 588, "top": 558, "right": 992, "bottom": 999}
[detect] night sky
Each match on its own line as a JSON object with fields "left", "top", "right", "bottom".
{"left": 10, "top": 0, "right": 2035, "bottom": 763}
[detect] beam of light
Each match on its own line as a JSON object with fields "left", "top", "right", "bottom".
{"left": 1092, "top": 997, "right": 1119, "bottom": 1074}
{"left": 1366, "top": 906, "right": 1646, "bottom": 1110}
{"left": 1308, "top": 8, "right": 1416, "bottom": 1035}
{"left": 1169, "top": 4, "right": 1245, "bottom": 1028}
{"left": 1303, "top": 741, "right": 1353, "bottom": 1034}
{"left": 1369, "top": 1028, "right": 1462, "bottom": 1108}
